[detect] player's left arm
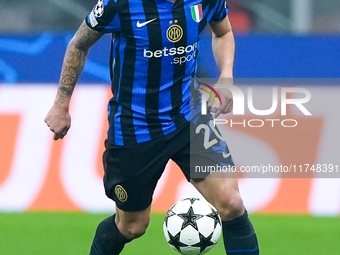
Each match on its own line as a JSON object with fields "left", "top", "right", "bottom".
{"left": 209, "top": 16, "right": 235, "bottom": 117}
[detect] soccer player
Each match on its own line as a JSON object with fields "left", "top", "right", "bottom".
{"left": 44, "top": 0, "right": 259, "bottom": 254}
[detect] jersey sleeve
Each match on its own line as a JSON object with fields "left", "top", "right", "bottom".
{"left": 210, "top": 0, "right": 229, "bottom": 22}
{"left": 85, "top": 0, "right": 121, "bottom": 33}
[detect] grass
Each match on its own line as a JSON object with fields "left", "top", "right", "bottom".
{"left": 0, "top": 212, "right": 339, "bottom": 254}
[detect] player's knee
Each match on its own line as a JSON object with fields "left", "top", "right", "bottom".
{"left": 125, "top": 222, "right": 148, "bottom": 239}
{"left": 117, "top": 217, "right": 150, "bottom": 240}
{"left": 115, "top": 206, "right": 151, "bottom": 240}
{"left": 215, "top": 193, "right": 245, "bottom": 221}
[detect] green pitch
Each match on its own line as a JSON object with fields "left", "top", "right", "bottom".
{"left": 0, "top": 212, "right": 339, "bottom": 254}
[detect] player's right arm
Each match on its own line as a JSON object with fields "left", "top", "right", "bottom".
{"left": 44, "top": 21, "right": 103, "bottom": 140}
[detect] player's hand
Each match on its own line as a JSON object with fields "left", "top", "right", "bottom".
{"left": 208, "top": 77, "right": 233, "bottom": 118}
{"left": 44, "top": 105, "right": 71, "bottom": 140}
{"left": 209, "top": 87, "right": 233, "bottom": 118}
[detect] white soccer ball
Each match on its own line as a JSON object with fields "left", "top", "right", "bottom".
{"left": 163, "top": 198, "right": 222, "bottom": 254}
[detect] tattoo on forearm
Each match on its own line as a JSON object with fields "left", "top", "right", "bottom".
{"left": 57, "top": 46, "right": 82, "bottom": 101}
{"left": 61, "top": 66, "right": 77, "bottom": 85}
{"left": 56, "top": 22, "right": 102, "bottom": 104}
{"left": 56, "top": 86, "right": 73, "bottom": 103}
{"left": 65, "top": 50, "right": 80, "bottom": 65}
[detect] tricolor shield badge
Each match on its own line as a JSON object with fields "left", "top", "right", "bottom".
{"left": 191, "top": 4, "right": 203, "bottom": 23}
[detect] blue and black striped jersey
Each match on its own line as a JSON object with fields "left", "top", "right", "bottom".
{"left": 86, "top": 0, "right": 228, "bottom": 145}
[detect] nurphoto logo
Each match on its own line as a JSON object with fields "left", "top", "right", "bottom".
{"left": 199, "top": 83, "right": 312, "bottom": 128}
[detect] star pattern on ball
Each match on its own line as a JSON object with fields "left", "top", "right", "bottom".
{"left": 193, "top": 232, "right": 216, "bottom": 253}
{"left": 168, "top": 232, "right": 188, "bottom": 252}
{"left": 163, "top": 198, "right": 222, "bottom": 255}
{"left": 177, "top": 206, "right": 204, "bottom": 229}
{"left": 164, "top": 209, "right": 176, "bottom": 224}
{"left": 188, "top": 197, "right": 199, "bottom": 204}
{"left": 206, "top": 209, "right": 221, "bottom": 228}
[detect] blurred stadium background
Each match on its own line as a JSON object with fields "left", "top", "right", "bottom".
{"left": 0, "top": 0, "right": 340, "bottom": 254}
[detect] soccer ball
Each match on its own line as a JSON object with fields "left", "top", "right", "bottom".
{"left": 163, "top": 198, "right": 222, "bottom": 254}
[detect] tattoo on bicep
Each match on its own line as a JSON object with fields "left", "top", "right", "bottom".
{"left": 74, "top": 22, "right": 102, "bottom": 50}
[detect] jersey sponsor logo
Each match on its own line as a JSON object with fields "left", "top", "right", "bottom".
{"left": 115, "top": 185, "right": 128, "bottom": 202}
{"left": 93, "top": 0, "right": 104, "bottom": 18}
{"left": 136, "top": 18, "right": 157, "bottom": 28}
{"left": 191, "top": 4, "right": 203, "bottom": 22}
{"left": 166, "top": 24, "right": 183, "bottom": 43}
{"left": 143, "top": 42, "right": 198, "bottom": 65}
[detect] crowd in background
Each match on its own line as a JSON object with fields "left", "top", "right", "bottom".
{"left": 1, "top": 0, "right": 340, "bottom": 33}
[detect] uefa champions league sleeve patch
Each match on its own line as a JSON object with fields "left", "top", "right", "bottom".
{"left": 89, "top": 0, "right": 103, "bottom": 27}
{"left": 89, "top": 11, "right": 98, "bottom": 28}
{"left": 93, "top": 0, "right": 104, "bottom": 17}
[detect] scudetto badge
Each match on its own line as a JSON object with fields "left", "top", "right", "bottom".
{"left": 115, "top": 185, "right": 128, "bottom": 202}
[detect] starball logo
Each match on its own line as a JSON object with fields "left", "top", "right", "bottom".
{"left": 199, "top": 83, "right": 312, "bottom": 128}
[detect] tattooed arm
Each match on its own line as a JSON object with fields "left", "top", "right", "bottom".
{"left": 45, "top": 21, "right": 103, "bottom": 140}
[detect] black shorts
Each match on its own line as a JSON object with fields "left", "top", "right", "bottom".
{"left": 102, "top": 115, "right": 234, "bottom": 212}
